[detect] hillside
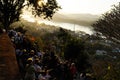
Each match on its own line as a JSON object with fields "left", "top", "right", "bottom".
{"left": 52, "top": 13, "right": 100, "bottom": 26}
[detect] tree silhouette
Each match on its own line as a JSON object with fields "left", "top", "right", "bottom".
{"left": 92, "top": 2, "right": 120, "bottom": 44}
{"left": 0, "top": 0, "right": 61, "bottom": 30}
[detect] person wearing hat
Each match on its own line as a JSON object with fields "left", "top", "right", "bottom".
{"left": 24, "top": 57, "right": 35, "bottom": 80}
{"left": 29, "top": 50, "right": 35, "bottom": 57}
{"left": 20, "top": 49, "right": 29, "bottom": 68}
{"left": 34, "top": 57, "right": 42, "bottom": 80}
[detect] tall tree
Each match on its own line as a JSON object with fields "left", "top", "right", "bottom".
{"left": 0, "top": 0, "right": 60, "bottom": 30}
{"left": 92, "top": 2, "right": 120, "bottom": 44}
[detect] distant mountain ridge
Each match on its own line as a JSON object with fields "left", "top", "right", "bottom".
{"left": 52, "top": 13, "right": 100, "bottom": 27}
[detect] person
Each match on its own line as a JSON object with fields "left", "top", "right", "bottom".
{"left": 80, "top": 73, "right": 86, "bottom": 80}
{"left": 34, "top": 58, "right": 42, "bottom": 80}
{"left": 29, "top": 50, "right": 35, "bottom": 57}
{"left": 37, "top": 50, "right": 42, "bottom": 59}
{"left": 45, "top": 70, "right": 51, "bottom": 80}
{"left": 24, "top": 58, "right": 36, "bottom": 80}
{"left": 38, "top": 68, "right": 51, "bottom": 80}
{"left": 70, "top": 63, "right": 77, "bottom": 80}
{"left": 20, "top": 49, "right": 29, "bottom": 68}
{"left": 38, "top": 70, "right": 47, "bottom": 80}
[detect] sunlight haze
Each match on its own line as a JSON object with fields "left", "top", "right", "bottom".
{"left": 57, "top": 0, "right": 119, "bottom": 14}
{"left": 21, "top": 0, "right": 119, "bottom": 34}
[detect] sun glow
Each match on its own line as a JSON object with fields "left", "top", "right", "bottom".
{"left": 21, "top": 15, "right": 35, "bottom": 22}
{"left": 38, "top": 0, "right": 46, "bottom": 6}
{"left": 38, "top": 0, "right": 43, "bottom": 6}
{"left": 21, "top": 8, "right": 36, "bottom": 22}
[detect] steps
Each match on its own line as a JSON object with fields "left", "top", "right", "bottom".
{"left": 0, "top": 33, "right": 20, "bottom": 80}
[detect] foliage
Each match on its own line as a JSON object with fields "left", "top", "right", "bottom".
{"left": 0, "top": 0, "right": 61, "bottom": 30}
{"left": 15, "top": 26, "right": 27, "bottom": 34}
{"left": 92, "top": 3, "right": 120, "bottom": 44}
{"left": 64, "top": 38, "right": 84, "bottom": 60}
{"left": 91, "top": 60, "right": 120, "bottom": 80}
{"left": 64, "top": 37, "right": 89, "bottom": 71}
{"left": 11, "top": 21, "right": 120, "bottom": 79}
{"left": 22, "top": 26, "right": 90, "bottom": 71}
{"left": 91, "top": 3, "right": 120, "bottom": 77}
{"left": 0, "top": 0, "right": 24, "bottom": 30}
{"left": 57, "top": 28, "right": 72, "bottom": 52}
{"left": 55, "top": 28, "right": 89, "bottom": 71}
{"left": 29, "top": 0, "right": 61, "bottom": 19}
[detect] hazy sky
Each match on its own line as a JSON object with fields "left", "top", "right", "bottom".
{"left": 21, "top": 0, "right": 119, "bottom": 34}
{"left": 57, "top": 0, "right": 119, "bottom": 14}
{"left": 22, "top": 0, "right": 120, "bottom": 21}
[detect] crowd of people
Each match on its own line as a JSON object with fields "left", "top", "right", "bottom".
{"left": 7, "top": 29, "right": 93, "bottom": 80}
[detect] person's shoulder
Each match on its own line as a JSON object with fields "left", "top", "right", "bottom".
{"left": 38, "top": 74, "right": 42, "bottom": 79}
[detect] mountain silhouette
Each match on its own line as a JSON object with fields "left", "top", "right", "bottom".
{"left": 52, "top": 13, "right": 100, "bottom": 27}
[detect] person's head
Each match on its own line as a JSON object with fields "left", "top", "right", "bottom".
{"left": 23, "top": 49, "right": 27, "bottom": 53}
{"left": 3, "top": 29, "right": 6, "bottom": 33}
{"left": 30, "top": 50, "right": 35, "bottom": 56}
{"left": 27, "top": 58, "right": 33, "bottom": 64}
{"left": 35, "top": 57, "right": 40, "bottom": 64}
{"left": 17, "top": 32, "right": 21, "bottom": 36}
{"left": 46, "top": 70, "right": 49, "bottom": 74}
{"left": 30, "top": 50, "right": 34, "bottom": 53}
{"left": 71, "top": 63, "right": 75, "bottom": 66}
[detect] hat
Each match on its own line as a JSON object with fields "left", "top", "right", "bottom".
{"left": 27, "top": 58, "right": 33, "bottom": 61}
{"left": 35, "top": 58, "right": 39, "bottom": 61}
{"left": 30, "top": 50, "right": 35, "bottom": 53}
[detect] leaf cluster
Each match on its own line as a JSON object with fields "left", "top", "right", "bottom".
{"left": 0, "top": 0, "right": 24, "bottom": 29}
{"left": 0, "top": 0, "right": 61, "bottom": 29}
{"left": 92, "top": 3, "right": 120, "bottom": 44}
{"left": 28, "top": 0, "right": 61, "bottom": 19}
